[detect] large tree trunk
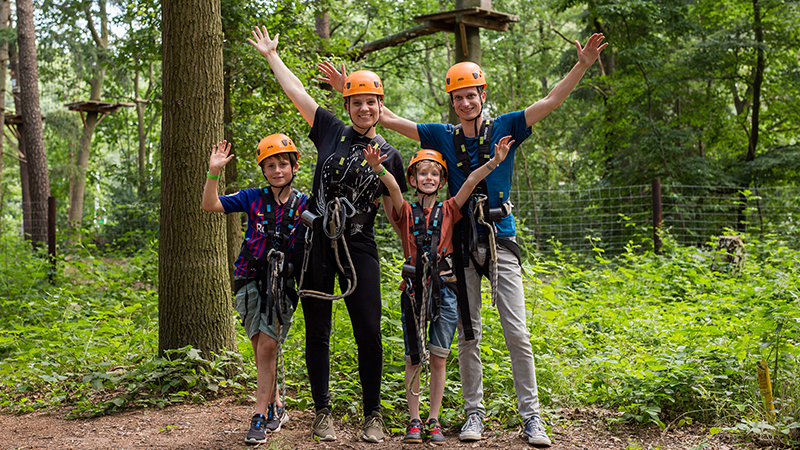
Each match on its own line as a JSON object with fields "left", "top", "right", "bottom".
{"left": 16, "top": 0, "right": 49, "bottom": 246}
{"left": 159, "top": 0, "right": 235, "bottom": 358}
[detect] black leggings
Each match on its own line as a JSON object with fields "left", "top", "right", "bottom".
{"left": 301, "top": 247, "right": 383, "bottom": 416}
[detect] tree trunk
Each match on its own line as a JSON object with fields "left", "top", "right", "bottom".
{"left": 0, "top": 0, "right": 8, "bottom": 207}
{"left": 746, "top": 0, "right": 764, "bottom": 165}
{"left": 135, "top": 66, "right": 148, "bottom": 199}
{"left": 223, "top": 55, "right": 239, "bottom": 290}
{"left": 68, "top": 107, "right": 101, "bottom": 225}
{"left": 159, "top": 0, "right": 235, "bottom": 358}
{"left": 67, "top": 0, "right": 109, "bottom": 226}
{"left": 16, "top": 0, "right": 49, "bottom": 246}
{"left": 8, "top": 41, "right": 31, "bottom": 240}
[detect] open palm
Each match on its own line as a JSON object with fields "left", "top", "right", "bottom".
{"left": 248, "top": 26, "right": 279, "bottom": 58}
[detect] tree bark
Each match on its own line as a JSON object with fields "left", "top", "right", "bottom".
{"left": 746, "top": 0, "right": 764, "bottom": 164}
{"left": 8, "top": 41, "right": 31, "bottom": 240}
{"left": 222, "top": 49, "right": 239, "bottom": 290}
{"left": 0, "top": 0, "right": 8, "bottom": 207}
{"left": 159, "top": 0, "right": 236, "bottom": 358}
{"left": 16, "top": 0, "right": 50, "bottom": 246}
{"left": 135, "top": 59, "right": 148, "bottom": 199}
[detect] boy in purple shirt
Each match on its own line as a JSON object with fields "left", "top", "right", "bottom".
{"left": 202, "top": 134, "right": 308, "bottom": 445}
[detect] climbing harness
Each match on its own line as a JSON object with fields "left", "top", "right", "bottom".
{"left": 402, "top": 201, "right": 455, "bottom": 397}
{"left": 298, "top": 127, "right": 387, "bottom": 300}
{"left": 452, "top": 118, "right": 516, "bottom": 307}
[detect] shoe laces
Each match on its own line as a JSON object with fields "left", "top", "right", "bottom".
{"left": 526, "top": 416, "right": 545, "bottom": 434}
{"left": 465, "top": 413, "right": 482, "bottom": 430}
{"left": 313, "top": 410, "right": 331, "bottom": 427}
{"left": 365, "top": 413, "right": 384, "bottom": 430}
{"left": 427, "top": 419, "right": 442, "bottom": 433}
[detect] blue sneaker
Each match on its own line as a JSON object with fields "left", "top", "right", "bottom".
{"left": 522, "top": 415, "right": 551, "bottom": 447}
{"left": 244, "top": 413, "right": 267, "bottom": 444}
{"left": 265, "top": 403, "right": 289, "bottom": 432}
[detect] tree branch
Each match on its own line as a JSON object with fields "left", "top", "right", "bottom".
{"left": 351, "top": 24, "right": 439, "bottom": 59}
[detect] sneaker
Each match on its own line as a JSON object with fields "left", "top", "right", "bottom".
{"left": 361, "top": 411, "right": 385, "bottom": 443}
{"left": 426, "top": 418, "right": 445, "bottom": 445}
{"left": 265, "top": 403, "right": 290, "bottom": 432}
{"left": 522, "top": 415, "right": 552, "bottom": 447}
{"left": 403, "top": 418, "right": 423, "bottom": 443}
{"left": 244, "top": 413, "right": 267, "bottom": 445}
{"left": 459, "top": 412, "right": 484, "bottom": 441}
{"left": 311, "top": 408, "right": 337, "bottom": 441}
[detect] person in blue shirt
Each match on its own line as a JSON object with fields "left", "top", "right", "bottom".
{"left": 203, "top": 134, "right": 308, "bottom": 445}
{"left": 320, "top": 32, "right": 607, "bottom": 448}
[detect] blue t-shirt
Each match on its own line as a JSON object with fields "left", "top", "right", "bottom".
{"left": 417, "top": 110, "right": 531, "bottom": 237}
{"left": 220, "top": 188, "right": 308, "bottom": 277}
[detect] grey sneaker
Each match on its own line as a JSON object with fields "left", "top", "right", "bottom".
{"left": 459, "top": 412, "right": 484, "bottom": 441}
{"left": 265, "top": 404, "right": 289, "bottom": 432}
{"left": 426, "top": 418, "right": 445, "bottom": 445}
{"left": 311, "top": 408, "right": 336, "bottom": 441}
{"left": 361, "top": 411, "right": 385, "bottom": 443}
{"left": 244, "top": 413, "right": 267, "bottom": 444}
{"left": 403, "top": 418, "right": 423, "bottom": 443}
{"left": 522, "top": 415, "right": 552, "bottom": 447}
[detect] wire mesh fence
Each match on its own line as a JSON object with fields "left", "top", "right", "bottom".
{"left": 2, "top": 183, "right": 799, "bottom": 268}
{"left": 513, "top": 183, "right": 800, "bottom": 254}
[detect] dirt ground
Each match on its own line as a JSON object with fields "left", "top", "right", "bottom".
{"left": 0, "top": 395, "right": 771, "bottom": 450}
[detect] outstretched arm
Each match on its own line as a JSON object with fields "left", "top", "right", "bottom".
{"left": 380, "top": 106, "right": 420, "bottom": 141}
{"left": 453, "top": 136, "right": 513, "bottom": 209}
{"left": 364, "top": 144, "right": 404, "bottom": 217}
{"left": 203, "top": 141, "right": 235, "bottom": 213}
{"left": 318, "top": 62, "right": 420, "bottom": 141}
{"left": 249, "top": 26, "right": 319, "bottom": 127}
{"left": 524, "top": 33, "right": 607, "bottom": 127}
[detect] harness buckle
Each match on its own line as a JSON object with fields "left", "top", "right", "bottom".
{"left": 301, "top": 210, "right": 321, "bottom": 228}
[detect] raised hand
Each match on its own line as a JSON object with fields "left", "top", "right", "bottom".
{"left": 318, "top": 61, "right": 347, "bottom": 93}
{"left": 576, "top": 33, "right": 608, "bottom": 67}
{"left": 208, "top": 141, "right": 234, "bottom": 174}
{"left": 363, "top": 144, "right": 387, "bottom": 171}
{"left": 248, "top": 26, "right": 279, "bottom": 58}
{"left": 492, "top": 135, "right": 514, "bottom": 165}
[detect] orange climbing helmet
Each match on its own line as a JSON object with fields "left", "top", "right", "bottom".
{"left": 256, "top": 133, "right": 299, "bottom": 166}
{"left": 445, "top": 61, "right": 486, "bottom": 93}
{"left": 343, "top": 70, "right": 384, "bottom": 98}
{"left": 406, "top": 149, "right": 448, "bottom": 184}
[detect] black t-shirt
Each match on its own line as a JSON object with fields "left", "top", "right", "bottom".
{"left": 309, "top": 106, "right": 407, "bottom": 246}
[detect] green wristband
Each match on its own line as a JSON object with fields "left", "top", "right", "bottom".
{"left": 206, "top": 172, "right": 220, "bottom": 180}
{"left": 377, "top": 167, "right": 388, "bottom": 177}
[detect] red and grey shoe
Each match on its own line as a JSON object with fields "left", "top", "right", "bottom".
{"left": 427, "top": 418, "right": 445, "bottom": 445}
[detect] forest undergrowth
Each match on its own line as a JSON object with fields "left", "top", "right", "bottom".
{"left": 0, "top": 229, "right": 798, "bottom": 447}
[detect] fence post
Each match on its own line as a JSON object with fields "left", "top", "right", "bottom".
{"left": 48, "top": 196, "right": 56, "bottom": 283}
{"left": 652, "top": 178, "right": 662, "bottom": 254}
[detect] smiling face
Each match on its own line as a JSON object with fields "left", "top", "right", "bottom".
{"left": 260, "top": 153, "right": 298, "bottom": 188}
{"left": 450, "top": 86, "right": 485, "bottom": 121}
{"left": 410, "top": 161, "right": 444, "bottom": 196}
{"left": 345, "top": 94, "right": 382, "bottom": 132}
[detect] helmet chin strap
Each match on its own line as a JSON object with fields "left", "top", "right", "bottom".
{"left": 265, "top": 172, "right": 295, "bottom": 205}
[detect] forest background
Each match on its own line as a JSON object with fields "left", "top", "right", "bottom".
{"left": 0, "top": 0, "right": 799, "bottom": 447}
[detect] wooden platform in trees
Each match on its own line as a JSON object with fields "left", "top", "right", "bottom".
{"left": 413, "top": 7, "right": 518, "bottom": 33}
{"left": 64, "top": 100, "right": 135, "bottom": 114}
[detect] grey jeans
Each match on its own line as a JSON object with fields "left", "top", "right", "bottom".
{"left": 456, "top": 237, "right": 540, "bottom": 421}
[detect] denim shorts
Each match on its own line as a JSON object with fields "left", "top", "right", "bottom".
{"left": 234, "top": 278, "right": 294, "bottom": 342}
{"left": 401, "top": 285, "right": 458, "bottom": 361}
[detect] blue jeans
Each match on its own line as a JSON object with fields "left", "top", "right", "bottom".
{"left": 402, "top": 285, "right": 458, "bottom": 360}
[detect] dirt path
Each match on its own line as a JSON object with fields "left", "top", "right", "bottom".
{"left": 0, "top": 396, "right": 759, "bottom": 450}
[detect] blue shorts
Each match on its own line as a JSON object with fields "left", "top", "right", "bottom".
{"left": 401, "top": 285, "right": 458, "bottom": 361}
{"left": 234, "top": 278, "right": 295, "bottom": 342}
